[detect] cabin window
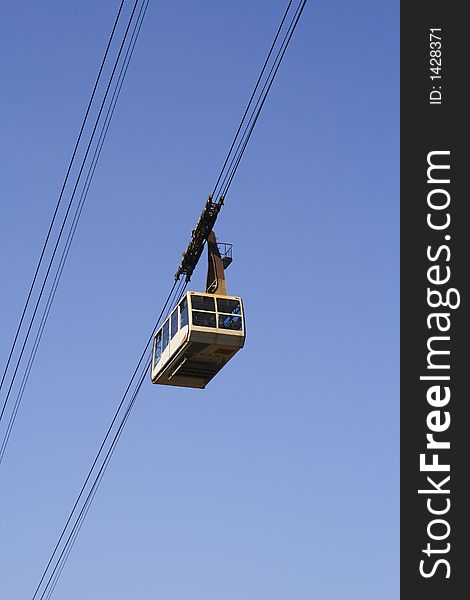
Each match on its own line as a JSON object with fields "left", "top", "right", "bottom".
{"left": 191, "top": 295, "right": 215, "bottom": 312}
{"left": 218, "top": 314, "right": 243, "bottom": 330}
{"left": 192, "top": 311, "right": 216, "bottom": 328}
{"left": 170, "top": 308, "right": 178, "bottom": 339}
{"left": 154, "top": 331, "right": 162, "bottom": 363}
{"left": 217, "top": 298, "right": 241, "bottom": 315}
{"left": 162, "top": 320, "right": 169, "bottom": 351}
{"left": 180, "top": 297, "right": 188, "bottom": 327}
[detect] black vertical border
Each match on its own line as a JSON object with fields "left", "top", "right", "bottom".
{"left": 401, "top": 3, "right": 468, "bottom": 598}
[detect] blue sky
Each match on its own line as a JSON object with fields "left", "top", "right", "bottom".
{"left": 0, "top": 1, "right": 398, "bottom": 598}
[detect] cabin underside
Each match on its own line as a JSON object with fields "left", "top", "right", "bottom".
{"left": 152, "top": 339, "right": 242, "bottom": 388}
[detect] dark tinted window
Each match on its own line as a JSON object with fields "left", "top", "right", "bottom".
{"left": 180, "top": 297, "right": 188, "bottom": 327}
{"left": 162, "top": 321, "right": 169, "bottom": 350}
{"left": 154, "top": 331, "right": 162, "bottom": 364}
{"left": 217, "top": 298, "right": 241, "bottom": 315}
{"left": 192, "top": 311, "right": 216, "bottom": 328}
{"left": 218, "top": 314, "right": 243, "bottom": 330}
{"left": 170, "top": 309, "right": 178, "bottom": 339}
{"left": 191, "top": 295, "right": 215, "bottom": 311}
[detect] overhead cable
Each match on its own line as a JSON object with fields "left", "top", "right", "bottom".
{"left": 31, "top": 276, "right": 181, "bottom": 600}
{"left": 0, "top": 0, "right": 126, "bottom": 407}
{"left": 177, "top": 0, "right": 307, "bottom": 284}
{"left": 0, "top": 0, "right": 151, "bottom": 466}
{"left": 210, "top": 0, "right": 293, "bottom": 199}
{"left": 220, "top": 0, "right": 307, "bottom": 198}
{"left": 0, "top": 0, "right": 146, "bottom": 459}
{"left": 29, "top": 1, "right": 307, "bottom": 596}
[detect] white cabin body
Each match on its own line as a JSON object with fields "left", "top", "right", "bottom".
{"left": 151, "top": 291, "right": 245, "bottom": 389}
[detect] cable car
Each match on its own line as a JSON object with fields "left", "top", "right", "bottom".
{"left": 151, "top": 291, "right": 245, "bottom": 388}
{"left": 151, "top": 227, "right": 245, "bottom": 389}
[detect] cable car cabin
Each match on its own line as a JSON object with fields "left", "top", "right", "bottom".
{"left": 151, "top": 291, "right": 245, "bottom": 389}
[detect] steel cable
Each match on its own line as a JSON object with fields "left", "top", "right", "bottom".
{"left": 29, "top": 0, "right": 307, "bottom": 595}
{"left": 30, "top": 277, "right": 179, "bottom": 600}
{"left": 0, "top": 0, "right": 150, "bottom": 466}
{"left": 0, "top": 0, "right": 126, "bottom": 407}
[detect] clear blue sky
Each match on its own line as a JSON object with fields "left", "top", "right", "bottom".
{"left": 0, "top": 1, "right": 398, "bottom": 598}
